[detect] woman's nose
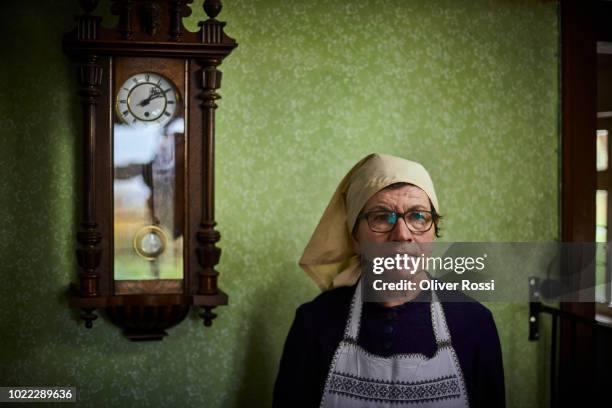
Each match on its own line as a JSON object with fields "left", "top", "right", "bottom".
{"left": 388, "top": 217, "right": 414, "bottom": 242}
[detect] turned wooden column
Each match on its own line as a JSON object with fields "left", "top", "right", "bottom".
{"left": 70, "top": 3, "right": 105, "bottom": 328}
{"left": 196, "top": 60, "right": 223, "bottom": 326}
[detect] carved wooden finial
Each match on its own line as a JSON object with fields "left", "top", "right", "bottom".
{"left": 203, "top": 0, "right": 222, "bottom": 19}
{"left": 199, "top": 0, "right": 236, "bottom": 45}
{"left": 79, "top": 0, "right": 99, "bottom": 14}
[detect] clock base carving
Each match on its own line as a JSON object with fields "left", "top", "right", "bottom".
{"left": 69, "top": 287, "right": 229, "bottom": 340}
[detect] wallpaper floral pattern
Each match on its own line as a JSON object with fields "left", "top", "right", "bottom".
{"left": 0, "top": 0, "right": 557, "bottom": 407}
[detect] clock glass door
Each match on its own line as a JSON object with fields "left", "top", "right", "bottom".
{"left": 112, "top": 57, "right": 186, "bottom": 295}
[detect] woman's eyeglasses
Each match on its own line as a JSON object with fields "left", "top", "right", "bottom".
{"left": 358, "top": 210, "right": 435, "bottom": 234}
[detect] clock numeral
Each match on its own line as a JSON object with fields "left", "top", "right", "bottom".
{"left": 123, "top": 87, "right": 129, "bottom": 92}
{"left": 122, "top": 110, "right": 130, "bottom": 116}
{"left": 132, "top": 118, "right": 137, "bottom": 123}
{"left": 145, "top": 74, "right": 150, "bottom": 82}
{"left": 157, "top": 78, "right": 162, "bottom": 85}
{"left": 132, "top": 78, "right": 139, "bottom": 84}
{"left": 164, "top": 112, "right": 171, "bottom": 117}
{"left": 119, "top": 99, "right": 127, "bottom": 104}
{"left": 163, "top": 89, "right": 171, "bottom": 94}
{"left": 167, "top": 101, "right": 175, "bottom": 104}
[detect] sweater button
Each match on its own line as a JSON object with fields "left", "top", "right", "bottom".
{"left": 383, "top": 325, "right": 394, "bottom": 334}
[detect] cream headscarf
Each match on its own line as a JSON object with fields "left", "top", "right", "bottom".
{"left": 299, "top": 153, "right": 439, "bottom": 291}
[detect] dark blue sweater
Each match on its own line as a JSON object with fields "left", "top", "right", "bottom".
{"left": 273, "top": 282, "right": 505, "bottom": 407}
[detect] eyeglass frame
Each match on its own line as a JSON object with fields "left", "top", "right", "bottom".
{"left": 356, "top": 209, "right": 439, "bottom": 234}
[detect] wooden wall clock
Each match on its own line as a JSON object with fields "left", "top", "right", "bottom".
{"left": 63, "top": 0, "right": 237, "bottom": 340}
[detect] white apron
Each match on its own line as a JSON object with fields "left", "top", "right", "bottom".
{"left": 319, "top": 279, "right": 470, "bottom": 408}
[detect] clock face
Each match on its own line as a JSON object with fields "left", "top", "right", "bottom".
{"left": 116, "top": 72, "right": 178, "bottom": 126}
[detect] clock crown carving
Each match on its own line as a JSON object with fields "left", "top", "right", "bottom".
{"left": 64, "top": 0, "right": 237, "bottom": 341}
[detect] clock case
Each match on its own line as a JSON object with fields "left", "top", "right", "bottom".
{"left": 63, "top": 0, "right": 237, "bottom": 340}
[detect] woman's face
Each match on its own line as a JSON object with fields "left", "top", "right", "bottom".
{"left": 352, "top": 184, "right": 436, "bottom": 253}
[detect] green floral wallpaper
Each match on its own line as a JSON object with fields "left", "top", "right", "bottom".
{"left": 0, "top": 0, "right": 558, "bottom": 407}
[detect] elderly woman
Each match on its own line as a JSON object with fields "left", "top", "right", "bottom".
{"left": 272, "top": 153, "right": 505, "bottom": 408}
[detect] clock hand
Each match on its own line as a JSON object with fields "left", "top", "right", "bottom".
{"left": 148, "top": 93, "right": 164, "bottom": 102}
{"left": 138, "top": 98, "right": 151, "bottom": 107}
{"left": 137, "top": 89, "right": 168, "bottom": 107}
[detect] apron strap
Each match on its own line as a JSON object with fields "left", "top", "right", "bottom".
{"left": 344, "top": 278, "right": 453, "bottom": 346}
{"left": 344, "top": 278, "right": 363, "bottom": 341}
{"left": 431, "top": 290, "right": 452, "bottom": 345}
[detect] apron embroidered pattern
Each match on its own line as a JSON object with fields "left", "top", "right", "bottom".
{"left": 319, "top": 279, "right": 470, "bottom": 408}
